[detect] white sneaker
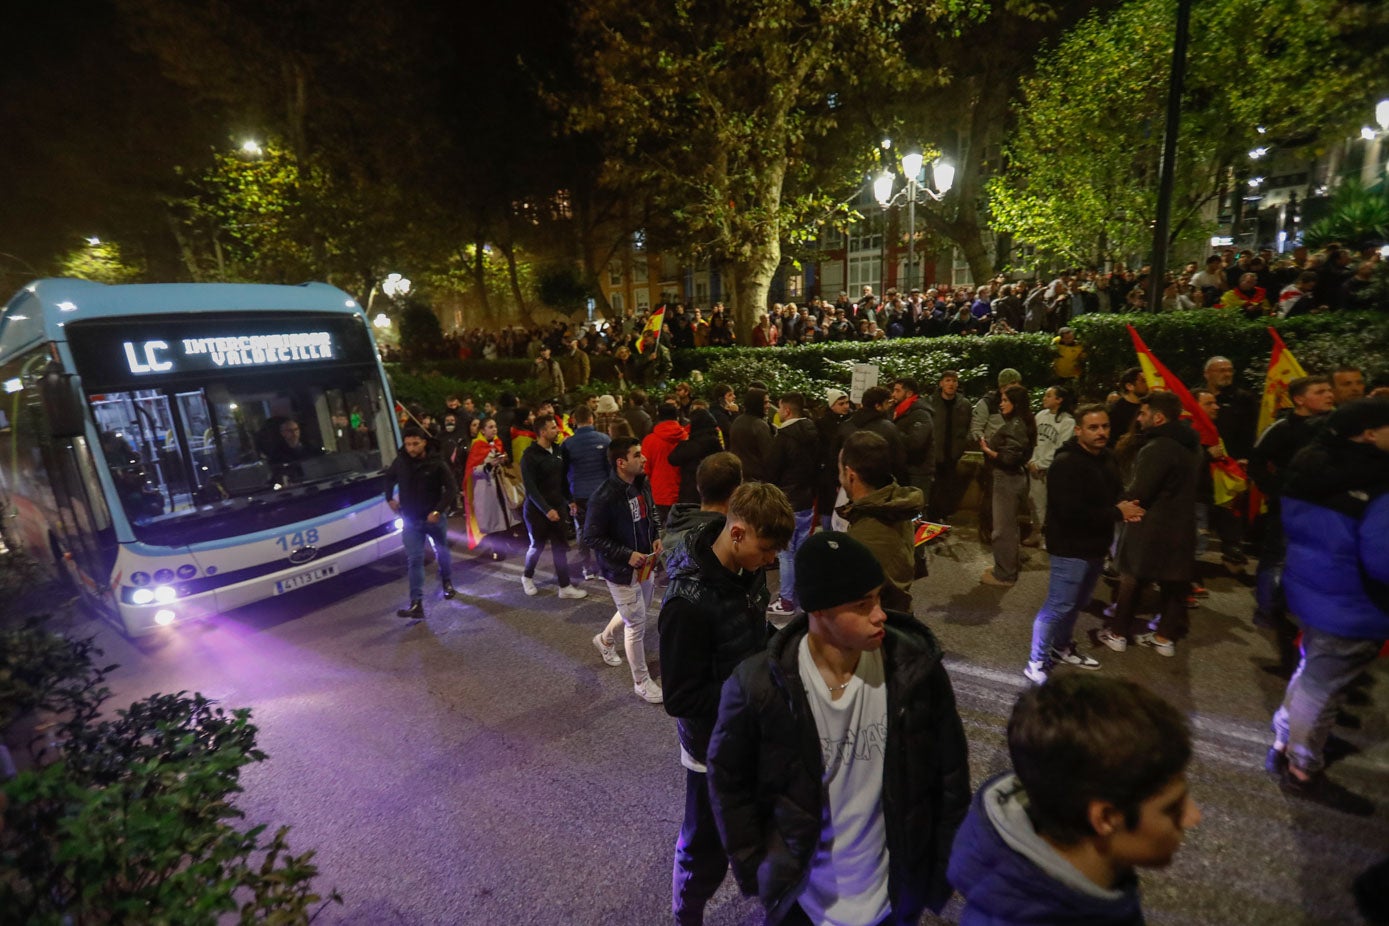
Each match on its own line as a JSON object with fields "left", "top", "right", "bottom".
{"left": 1135, "top": 632, "right": 1176, "bottom": 657}
{"left": 766, "top": 599, "right": 796, "bottom": 617}
{"left": 1096, "top": 629, "right": 1128, "bottom": 653}
{"left": 1050, "top": 644, "right": 1101, "bottom": 670}
{"left": 521, "top": 576, "right": 538, "bottom": 596}
{"left": 1023, "top": 661, "right": 1049, "bottom": 685}
{"left": 558, "top": 584, "right": 588, "bottom": 600}
{"left": 592, "top": 633, "right": 622, "bottom": 666}
{"left": 634, "top": 678, "right": 664, "bottom": 704}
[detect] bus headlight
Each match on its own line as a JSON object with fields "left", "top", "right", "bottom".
{"left": 154, "top": 585, "right": 177, "bottom": 603}
{"left": 131, "top": 588, "right": 155, "bottom": 605}
{"left": 154, "top": 609, "right": 176, "bottom": 626}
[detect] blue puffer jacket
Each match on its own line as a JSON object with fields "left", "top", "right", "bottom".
{"left": 561, "top": 425, "right": 612, "bottom": 501}
{"left": 948, "top": 774, "right": 1144, "bottom": 926}
{"left": 1281, "top": 437, "right": 1389, "bottom": 641}
{"left": 1282, "top": 491, "right": 1389, "bottom": 640}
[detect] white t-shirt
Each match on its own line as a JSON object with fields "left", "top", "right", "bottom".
{"left": 796, "top": 636, "right": 891, "bottom": 926}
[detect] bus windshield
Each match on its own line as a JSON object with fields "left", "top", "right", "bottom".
{"left": 66, "top": 312, "right": 398, "bottom": 545}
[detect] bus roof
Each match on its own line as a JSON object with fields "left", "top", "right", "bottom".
{"left": 0, "top": 279, "right": 364, "bottom": 365}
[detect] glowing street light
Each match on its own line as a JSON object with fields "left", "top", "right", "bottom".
{"left": 373, "top": 313, "right": 391, "bottom": 329}
{"left": 86, "top": 236, "right": 101, "bottom": 245}
{"left": 381, "top": 273, "right": 411, "bottom": 297}
{"left": 873, "top": 151, "right": 955, "bottom": 294}
{"left": 1378, "top": 99, "right": 1389, "bottom": 132}
{"left": 240, "top": 139, "right": 264, "bottom": 157}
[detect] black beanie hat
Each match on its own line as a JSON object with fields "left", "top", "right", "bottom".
{"left": 794, "top": 531, "right": 886, "bottom": 613}
{"left": 1327, "top": 397, "right": 1389, "bottom": 439}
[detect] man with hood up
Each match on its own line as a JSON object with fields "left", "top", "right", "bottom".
{"left": 949, "top": 674, "right": 1200, "bottom": 926}
{"left": 838, "top": 430, "right": 924, "bottom": 614}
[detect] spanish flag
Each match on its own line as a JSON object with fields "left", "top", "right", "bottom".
{"left": 641, "top": 304, "right": 666, "bottom": 343}
{"left": 1126, "top": 324, "right": 1247, "bottom": 505}
{"left": 1257, "top": 327, "right": 1308, "bottom": 437}
{"left": 1249, "top": 327, "right": 1308, "bottom": 519}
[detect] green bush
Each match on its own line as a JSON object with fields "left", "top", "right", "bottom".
{"left": 0, "top": 614, "right": 339, "bottom": 924}
{"left": 676, "top": 311, "right": 1389, "bottom": 402}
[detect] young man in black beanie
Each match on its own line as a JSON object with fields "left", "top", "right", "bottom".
{"left": 707, "top": 532, "right": 971, "bottom": 926}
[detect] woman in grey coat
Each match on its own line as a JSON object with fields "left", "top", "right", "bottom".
{"left": 981, "top": 384, "right": 1036, "bottom": 586}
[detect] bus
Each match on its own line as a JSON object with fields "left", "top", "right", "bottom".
{"left": 0, "top": 279, "right": 404, "bottom": 636}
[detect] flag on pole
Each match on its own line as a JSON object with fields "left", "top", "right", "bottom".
{"left": 1249, "top": 327, "right": 1308, "bottom": 520}
{"left": 1126, "top": 324, "right": 1247, "bottom": 505}
{"left": 641, "top": 304, "right": 667, "bottom": 342}
{"left": 1256, "top": 327, "right": 1308, "bottom": 437}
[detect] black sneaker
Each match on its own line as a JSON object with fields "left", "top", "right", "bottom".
{"left": 1280, "top": 767, "right": 1375, "bottom": 817}
{"left": 441, "top": 581, "right": 457, "bottom": 599}
{"left": 397, "top": 600, "right": 424, "bottom": 620}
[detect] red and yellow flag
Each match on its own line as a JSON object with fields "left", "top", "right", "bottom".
{"left": 1257, "top": 327, "right": 1308, "bottom": 437}
{"left": 1126, "top": 324, "right": 1247, "bottom": 505}
{"left": 641, "top": 304, "right": 666, "bottom": 341}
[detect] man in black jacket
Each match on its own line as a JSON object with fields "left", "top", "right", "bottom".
{"left": 658, "top": 482, "right": 794, "bottom": 926}
{"left": 584, "top": 437, "right": 664, "bottom": 703}
{"left": 767, "top": 392, "right": 822, "bottom": 620}
{"left": 926, "top": 371, "right": 972, "bottom": 522}
{"left": 838, "top": 385, "right": 907, "bottom": 484}
{"left": 1024, "top": 406, "right": 1145, "bottom": 684}
{"left": 1202, "top": 355, "right": 1258, "bottom": 572}
{"left": 385, "top": 426, "right": 458, "bottom": 620}
{"left": 1099, "top": 392, "right": 1203, "bottom": 656}
{"left": 890, "top": 378, "right": 935, "bottom": 516}
{"left": 520, "top": 414, "right": 588, "bottom": 600}
{"left": 708, "top": 531, "right": 971, "bottom": 926}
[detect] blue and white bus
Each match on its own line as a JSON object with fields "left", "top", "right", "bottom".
{"left": 0, "top": 279, "right": 403, "bottom": 635}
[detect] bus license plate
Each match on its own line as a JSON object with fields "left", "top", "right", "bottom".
{"left": 275, "top": 565, "right": 338, "bottom": 594}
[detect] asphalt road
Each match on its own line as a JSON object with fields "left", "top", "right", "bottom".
{"left": 77, "top": 516, "right": 1387, "bottom": 926}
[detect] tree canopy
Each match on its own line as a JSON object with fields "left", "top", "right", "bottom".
{"left": 988, "top": 0, "right": 1389, "bottom": 265}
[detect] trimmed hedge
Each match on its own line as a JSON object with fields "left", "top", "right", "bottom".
{"left": 387, "top": 311, "right": 1389, "bottom": 413}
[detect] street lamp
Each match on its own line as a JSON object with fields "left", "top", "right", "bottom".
{"left": 874, "top": 151, "right": 954, "bottom": 294}
{"left": 1378, "top": 99, "right": 1389, "bottom": 132}
{"left": 381, "top": 273, "right": 411, "bottom": 298}
{"left": 240, "top": 139, "right": 263, "bottom": 157}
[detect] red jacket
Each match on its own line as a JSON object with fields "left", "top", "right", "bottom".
{"left": 643, "top": 420, "right": 688, "bottom": 505}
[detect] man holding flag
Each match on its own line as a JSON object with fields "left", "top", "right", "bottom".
{"left": 634, "top": 304, "right": 673, "bottom": 386}
{"left": 1202, "top": 356, "right": 1258, "bottom": 573}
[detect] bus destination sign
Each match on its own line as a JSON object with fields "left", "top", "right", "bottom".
{"left": 122, "top": 332, "right": 335, "bottom": 374}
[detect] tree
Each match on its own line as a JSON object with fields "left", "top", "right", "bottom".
{"left": 53, "top": 240, "right": 145, "bottom": 285}
{"left": 988, "top": 0, "right": 1389, "bottom": 265}
{"left": 562, "top": 0, "right": 975, "bottom": 339}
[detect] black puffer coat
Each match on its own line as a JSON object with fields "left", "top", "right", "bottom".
{"left": 707, "top": 612, "right": 971, "bottom": 925}
{"left": 658, "top": 517, "right": 771, "bottom": 764}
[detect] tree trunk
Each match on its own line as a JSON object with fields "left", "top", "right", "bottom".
{"left": 728, "top": 234, "right": 780, "bottom": 345}
{"left": 498, "top": 241, "right": 532, "bottom": 327}
{"left": 470, "top": 236, "right": 492, "bottom": 322}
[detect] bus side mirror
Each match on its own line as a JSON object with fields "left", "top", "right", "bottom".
{"left": 41, "top": 365, "right": 86, "bottom": 438}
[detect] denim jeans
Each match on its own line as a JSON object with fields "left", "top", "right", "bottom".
{"left": 776, "top": 509, "right": 815, "bottom": 607}
{"left": 672, "top": 769, "right": 727, "bottom": 926}
{"left": 402, "top": 516, "right": 451, "bottom": 601}
{"left": 1029, "top": 555, "right": 1104, "bottom": 664}
{"left": 602, "top": 576, "right": 656, "bottom": 685}
{"left": 523, "top": 503, "right": 572, "bottom": 586}
{"left": 1272, "top": 626, "right": 1384, "bottom": 774}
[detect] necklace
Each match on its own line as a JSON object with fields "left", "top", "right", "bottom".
{"left": 827, "top": 677, "right": 853, "bottom": 693}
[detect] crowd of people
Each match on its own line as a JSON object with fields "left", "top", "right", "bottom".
{"left": 380, "top": 245, "right": 1384, "bottom": 372}
{"left": 377, "top": 327, "right": 1388, "bottom": 923}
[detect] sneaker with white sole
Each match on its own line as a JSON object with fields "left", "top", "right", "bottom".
{"left": 634, "top": 678, "right": 664, "bottom": 704}
{"left": 1023, "top": 661, "right": 1049, "bottom": 685}
{"left": 1135, "top": 632, "right": 1175, "bottom": 657}
{"left": 1096, "top": 629, "right": 1128, "bottom": 653}
{"left": 558, "top": 584, "right": 589, "bottom": 600}
{"left": 767, "top": 599, "right": 796, "bottom": 617}
{"left": 1050, "top": 644, "right": 1101, "bottom": 670}
{"left": 592, "top": 633, "right": 622, "bottom": 666}
{"left": 521, "top": 576, "right": 538, "bottom": 596}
